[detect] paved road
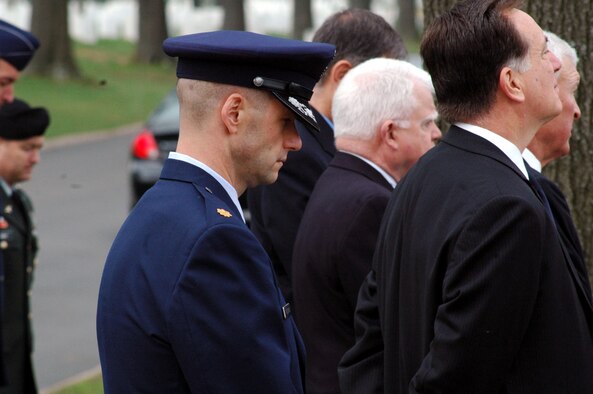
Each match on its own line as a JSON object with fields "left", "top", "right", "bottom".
{"left": 20, "top": 126, "right": 139, "bottom": 390}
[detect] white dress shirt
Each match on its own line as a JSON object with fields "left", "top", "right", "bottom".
{"left": 341, "top": 151, "right": 397, "bottom": 189}
{"left": 522, "top": 148, "right": 542, "bottom": 173}
{"left": 455, "top": 122, "right": 529, "bottom": 179}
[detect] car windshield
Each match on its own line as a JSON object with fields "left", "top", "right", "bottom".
{"left": 148, "top": 89, "right": 179, "bottom": 132}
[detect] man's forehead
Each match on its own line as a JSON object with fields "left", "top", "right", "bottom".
{"left": 508, "top": 9, "right": 545, "bottom": 46}
{"left": 0, "top": 58, "right": 19, "bottom": 77}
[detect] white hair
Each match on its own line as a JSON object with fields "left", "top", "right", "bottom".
{"left": 332, "top": 58, "right": 434, "bottom": 140}
{"left": 545, "top": 31, "right": 579, "bottom": 67}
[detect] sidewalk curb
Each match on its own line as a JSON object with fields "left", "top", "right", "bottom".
{"left": 39, "top": 365, "right": 102, "bottom": 394}
{"left": 44, "top": 122, "right": 142, "bottom": 151}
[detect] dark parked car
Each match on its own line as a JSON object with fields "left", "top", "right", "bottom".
{"left": 129, "top": 89, "right": 250, "bottom": 223}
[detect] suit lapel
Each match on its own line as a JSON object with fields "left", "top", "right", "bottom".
{"left": 159, "top": 159, "right": 242, "bottom": 219}
{"left": 527, "top": 167, "right": 593, "bottom": 315}
{"left": 442, "top": 125, "right": 528, "bottom": 182}
{"left": 444, "top": 127, "right": 593, "bottom": 317}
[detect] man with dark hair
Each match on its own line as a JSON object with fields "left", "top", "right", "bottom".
{"left": 247, "top": 9, "right": 407, "bottom": 304}
{"left": 339, "top": 0, "right": 593, "bottom": 392}
{"left": 0, "top": 20, "right": 39, "bottom": 106}
{"left": 0, "top": 98, "right": 49, "bottom": 394}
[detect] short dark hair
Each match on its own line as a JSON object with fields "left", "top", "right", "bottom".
{"left": 420, "top": 0, "right": 527, "bottom": 123}
{"left": 313, "top": 9, "right": 407, "bottom": 83}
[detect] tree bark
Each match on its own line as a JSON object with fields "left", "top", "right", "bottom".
{"left": 349, "top": 0, "right": 372, "bottom": 9}
{"left": 422, "top": 0, "right": 593, "bottom": 285}
{"left": 396, "top": 0, "right": 420, "bottom": 42}
{"left": 292, "top": 0, "right": 313, "bottom": 39}
{"left": 135, "top": 0, "right": 169, "bottom": 64}
{"left": 220, "top": 0, "right": 246, "bottom": 30}
{"left": 27, "top": 0, "right": 80, "bottom": 80}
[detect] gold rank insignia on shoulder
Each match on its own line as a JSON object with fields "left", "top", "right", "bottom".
{"left": 216, "top": 208, "right": 232, "bottom": 218}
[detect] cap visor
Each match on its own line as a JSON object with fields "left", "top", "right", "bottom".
{"left": 272, "top": 92, "right": 320, "bottom": 132}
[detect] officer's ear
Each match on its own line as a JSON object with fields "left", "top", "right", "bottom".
{"left": 220, "top": 93, "right": 244, "bottom": 134}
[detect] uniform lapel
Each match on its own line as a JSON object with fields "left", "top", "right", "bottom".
{"left": 159, "top": 159, "right": 242, "bottom": 219}
{"left": 0, "top": 186, "right": 27, "bottom": 235}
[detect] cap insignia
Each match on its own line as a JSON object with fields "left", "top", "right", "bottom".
{"left": 253, "top": 77, "right": 264, "bottom": 87}
{"left": 288, "top": 97, "right": 316, "bottom": 122}
{"left": 216, "top": 208, "right": 232, "bottom": 218}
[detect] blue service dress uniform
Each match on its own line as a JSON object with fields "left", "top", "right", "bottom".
{"left": 97, "top": 159, "right": 306, "bottom": 393}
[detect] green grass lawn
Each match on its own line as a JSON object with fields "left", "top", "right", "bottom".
{"left": 16, "top": 40, "right": 177, "bottom": 139}
{"left": 49, "top": 374, "right": 103, "bottom": 394}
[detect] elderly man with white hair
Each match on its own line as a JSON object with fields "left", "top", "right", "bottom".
{"left": 522, "top": 31, "right": 592, "bottom": 317}
{"left": 291, "top": 58, "right": 440, "bottom": 394}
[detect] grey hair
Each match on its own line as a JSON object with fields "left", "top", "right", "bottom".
{"left": 545, "top": 30, "right": 579, "bottom": 66}
{"left": 332, "top": 58, "right": 434, "bottom": 140}
{"left": 506, "top": 54, "right": 531, "bottom": 73}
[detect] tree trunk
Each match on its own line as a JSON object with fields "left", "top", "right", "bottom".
{"left": 422, "top": 0, "right": 593, "bottom": 286}
{"left": 349, "top": 0, "right": 372, "bottom": 9}
{"left": 27, "top": 0, "right": 80, "bottom": 80}
{"left": 396, "top": 0, "right": 420, "bottom": 42}
{"left": 220, "top": 0, "right": 245, "bottom": 30}
{"left": 292, "top": 0, "right": 313, "bottom": 39}
{"left": 135, "top": 0, "right": 169, "bottom": 64}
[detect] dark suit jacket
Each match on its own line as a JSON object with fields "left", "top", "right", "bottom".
{"left": 247, "top": 108, "right": 335, "bottom": 303}
{"left": 340, "top": 126, "right": 593, "bottom": 393}
{"left": 0, "top": 186, "right": 37, "bottom": 393}
{"left": 97, "top": 159, "right": 305, "bottom": 393}
{"left": 292, "top": 152, "right": 392, "bottom": 394}
{"left": 528, "top": 167, "right": 593, "bottom": 311}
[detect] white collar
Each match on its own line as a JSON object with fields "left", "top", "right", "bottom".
{"left": 340, "top": 151, "right": 396, "bottom": 189}
{"left": 522, "top": 148, "right": 542, "bottom": 173}
{"left": 168, "top": 152, "right": 245, "bottom": 223}
{"left": 455, "top": 122, "right": 529, "bottom": 179}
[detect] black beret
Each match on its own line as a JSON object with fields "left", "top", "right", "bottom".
{"left": 163, "top": 30, "right": 335, "bottom": 131}
{"left": 0, "top": 98, "right": 49, "bottom": 140}
{"left": 0, "top": 19, "right": 40, "bottom": 71}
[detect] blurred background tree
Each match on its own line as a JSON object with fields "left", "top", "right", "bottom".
{"left": 397, "top": 0, "right": 420, "bottom": 42}
{"left": 135, "top": 0, "right": 169, "bottom": 64}
{"left": 292, "top": 0, "right": 312, "bottom": 39}
{"left": 220, "top": 0, "right": 245, "bottom": 30}
{"left": 28, "top": 0, "right": 81, "bottom": 79}
{"left": 423, "top": 0, "right": 593, "bottom": 285}
{"left": 349, "top": 0, "right": 371, "bottom": 8}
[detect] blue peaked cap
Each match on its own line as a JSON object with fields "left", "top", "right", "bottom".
{"left": 0, "top": 19, "right": 39, "bottom": 71}
{"left": 163, "top": 30, "right": 335, "bottom": 131}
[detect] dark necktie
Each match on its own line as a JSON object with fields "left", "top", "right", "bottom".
{"left": 526, "top": 167, "right": 556, "bottom": 229}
